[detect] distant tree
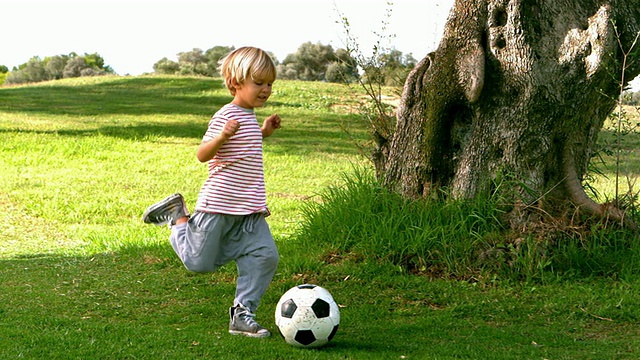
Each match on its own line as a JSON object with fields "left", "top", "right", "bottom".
{"left": 177, "top": 48, "right": 209, "bottom": 76}
{"left": 276, "top": 62, "right": 299, "bottom": 80}
{"left": 626, "top": 90, "right": 640, "bottom": 105}
{"left": 153, "top": 57, "right": 180, "bottom": 75}
{"left": 361, "top": 49, "right": 417, "bottom": 87}
{"left": 4, "top": 71, "right": 27, "bottom": 84}
{"left": 62, "top": 53, "right": 111, "bottom": 78}
{"left": 153, "top": 46, "right": 235, "bottom": 77}
{"left": 204, "top": 46, "right": 235, "bottom": 76}
{"left": 4, "top": 57, "right": 47, "bottom": 84}
{"left": 83, "top": 52, "right": 114, "bottom": 74}
{"left": 63, "top": 56, "right": 91, "bottom": 78}
{"left": 45, "top": 55, "right": 70, "bottom": 80}
{"left": 5, "top": 52, "right": 112, "bottom": 85}
{"left": 0, "top": 65, "right": 7, "bottom": 85}
{"left": 325, "top": 62, "right": 351, "bottom": 83}
{"left": 279, "top": 42, "right": 337, "bottom": 81}
{"left": 25, "top": 57, "right": 48, "bottom": 82}
{"left": 151, "top": 43, "right": 359, "bottom": 82}
{"left": 325, "top": 48, "right": 359, "bottom": 83}
{"left": 80, "top": 67, "right": 105, "bottom": 77}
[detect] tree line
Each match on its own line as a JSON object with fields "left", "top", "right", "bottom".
{"left": 0, "top": 41, "right": 418, "bottom": 87}
{"left": 626, "top": 90, "right": 640, "bottom": 105}
{"left": 153, "top": 42, "right": 418, "bottom": 86}
{"left": 0, "top": 53, "right": 114, "bottom": 85}
{"left": 2, "top": 42, "right": 639, "bottom": 102}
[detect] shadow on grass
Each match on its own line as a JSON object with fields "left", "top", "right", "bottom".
{"left": 0, "top": 76, "right": 229, "bottom": 117}
{"left": 0, "top": 248, "right": 426, "bottom": 359}
{"left": 0, "top": 76, "right": 369, "bottom": 156}
{"left": 0, "top": 121, "right": 206, "bottom": 140}
{"left": 0, "top": 119, "right": 366, "bottom": 157}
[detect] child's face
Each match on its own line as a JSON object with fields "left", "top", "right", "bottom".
{"left": 231, "top": 76, "right": 274, "bottom": 109}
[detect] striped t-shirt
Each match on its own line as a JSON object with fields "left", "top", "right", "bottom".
{"left": 195, "top": 104, "right": 267, "bottom": 215}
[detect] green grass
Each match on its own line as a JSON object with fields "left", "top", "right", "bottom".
{"left": 588, "top": 106, "right": 640, "bottom": 203}
{"left": 2, "top": 76, "right": 640, "bottom": 359}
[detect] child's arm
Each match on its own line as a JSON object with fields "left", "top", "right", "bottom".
{"left": 196, "top": 120, "right": 239, "bottom": 162}
{"left": 262, "top": 114, "right": 281, "bottom": 138}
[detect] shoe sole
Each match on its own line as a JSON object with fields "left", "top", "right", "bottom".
{"left": 142, "top": 194, "right": 183, "bottom": 225}
{"left": 229, "top": 329, "right": 271, "bottom": 338}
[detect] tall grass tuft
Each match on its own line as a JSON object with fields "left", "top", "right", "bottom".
{"left": 294, "top": 167, "right": 506, "bottom": 279}
{"left": 294, "top": 167, "right": 640, "bottom": 284}
{"left": 551, "top": 227, "right": 640, "bottom": 280}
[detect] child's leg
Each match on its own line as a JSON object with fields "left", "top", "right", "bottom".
{"left": 170, "top": 211, "right": 231, "bottom": 273}
{"left": 233, "top": 214, "right": 279, "bottom": 313}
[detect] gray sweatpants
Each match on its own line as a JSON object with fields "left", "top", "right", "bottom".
{"left": 169, "top": 211, "right": 279, "bottom": 313}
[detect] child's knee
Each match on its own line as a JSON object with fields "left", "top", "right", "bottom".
{"left": 183, "top": 259, "right": 219, "bottom": 273}
{"left": 263, "top": 247, "right": 279, "bottom": 271}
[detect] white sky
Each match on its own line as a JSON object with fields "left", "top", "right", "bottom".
{"left": 0, "top": 0, "right": 454, "bottom": 75}
{"left": 1, "top": 0, "right": 637, "bottom": 89}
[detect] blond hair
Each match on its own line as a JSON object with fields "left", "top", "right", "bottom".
{"left": 219, "top": 47, "right": 277, "bottom": 95}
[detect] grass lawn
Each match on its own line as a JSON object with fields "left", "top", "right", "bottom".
{"left": 1, "top": 75, "right": 640, "bottom": 359}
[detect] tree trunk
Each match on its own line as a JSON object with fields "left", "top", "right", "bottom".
{"left": 380, "top": 0, "right": 640, "bottom": 230}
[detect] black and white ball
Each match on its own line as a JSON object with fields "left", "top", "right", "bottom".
{"left": 275, "top": 284, "right": 340, "bottom": 348}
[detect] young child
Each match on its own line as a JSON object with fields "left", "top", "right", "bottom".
{"left": 142, "top": 46, "right": 281, "bottom": 338}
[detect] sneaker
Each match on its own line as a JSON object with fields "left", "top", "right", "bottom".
{"left": 142, "top": 193, "right": 189, "bottom": 226}
{"left": 229, "top": 305, "right": 270, "bottom": 338}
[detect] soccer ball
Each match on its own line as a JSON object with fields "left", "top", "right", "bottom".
{"left": 275, "top": 284, "right": 340, "bottom": 348}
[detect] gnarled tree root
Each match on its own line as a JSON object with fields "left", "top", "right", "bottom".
{"left": 564, "top": 146, "right": 638, "bottom": 231}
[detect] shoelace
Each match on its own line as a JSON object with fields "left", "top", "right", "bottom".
{"left": 238, "top": 311, "right": 259, "bottom": 327}
{"left": 151, "top": 212, "right": 173, "bottom": 224}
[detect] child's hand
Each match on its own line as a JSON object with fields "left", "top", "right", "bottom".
{"left": 262, "top": 114, "right": 281, "bottom": 138}
{"left": 266, "top": 114, "right": 281, "bottom": 129}
{"left": 222, "top": 120, "right": 240, "bottom": 139}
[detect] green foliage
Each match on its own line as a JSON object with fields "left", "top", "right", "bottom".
{"left": 177, "top": 48, "right": 209, "bottom": 76}
{"left": 153, "top": 56, "right": 180, "bottom": 75}
{"left": 45, "top": 54, "right": 70, "bottom": 79}
{"left": 205, "top": 46, "right": 238, "bottom": 76}
{"left": 150, "top": 42, "right": 364, "bottom": 83}
{"left": 4, "top": 52, "right": 114, "bottom": 85}
{"left": 148, "top": 37, "right": 413, "bottom": 84}
{"left": 360, "top": 49, "right": 417, "bottom": 87}
{"left": 277, "top": 42, "right": 357, "bottom": 83}
{"left": 0, "top": 65, "right": 8, "bottom": 85}
{"left": 623, "top": 90, "right": 640, "bottom": 105}
{"left": 331, "top": 48, "right": 360, "bottom": 82}
{"left": 153, "top": 46, "right": 237, "bottom": 77}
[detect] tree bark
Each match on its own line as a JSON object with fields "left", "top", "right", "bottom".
{"left": 380, "top": 0, "right": 640, "bottom": 229}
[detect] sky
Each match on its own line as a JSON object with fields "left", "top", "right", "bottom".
{"left": 1, "top": 0, "right": 454, "bottom": 75}
{"left": 1, "top": 0, "right": 637, "bottom": 89}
